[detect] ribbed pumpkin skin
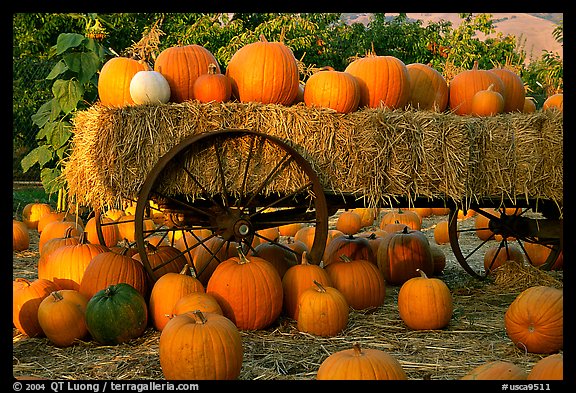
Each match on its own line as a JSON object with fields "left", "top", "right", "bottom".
{"left": 406, "top": 63, "right": 448, "bottom": 111}
{"left": 85, "top": 216, "right": 120, "bottom": 248}
{"left": 462, "top": 361, "right": 527, "bottom": 380}
{"left": 149, "top": 270, "right": 205, "bottom": 331}
{"left": 37, "top": 290, "right": 89, "bottom": 347}
{"left": 159, "top": 311, "right": 243, "bottom": 380}
{"left": 13, "top": 220, "right": 30, "bottom": 251}
{"left": 379, "top": 209, "right": 421, "bottom": 231}
{"left": 303, "top": 68, "right": 360, "bottom": 113}
{"left": 504, "top": 286, "right": 563, "bottom": 354}
{"left": 154, "top": 45, "right": 220, "bottom": 103}
{"left": 172, "top": 292, "right": 223, "bottom": 316}
{"left": 132, "top": 244, "right": 188, "bottom": 281}
{"left": 325, "top": 257, "right": 386, "bottom": 310}
{"left": 376, "top": 227, "right": 434, "bottom": 286}
{"left": 345, "top": 55, "right": 410, "bottom": 109}
{"left": 22, "top": 202, "right": 52, "bottom": 230}
{"left": 79, "top": 251, "right": 148, "bottom": 300}
{"left": 38, "top": 234, "right": 109, "bottom": 290}
{"left": 471, "top": 85, "right": 504, "bottom": 116}
{"left": 483, "top": 243, "right": 524, "bottom": 273}
{"left": 448, "top": 62, "right": 505, "bottom": 115}
{"left": 397, "top": 270, "right": 453, "bottom": 330}
{"left": 38, "top": 221, "right": 84, "bottom": 254}
{"left": 296, "top": 282, "right": 349, "bottom": 337}
{"left": 543, "top": 93, "right": 563, "bottom": 111}
{"left": 226, "top": 38, "right": 299, "bottom": 105}
{"left": 489, "top": 68, "right": 526, "bottom": 112}
{"left": 527, "top": 353, "right": 563, "bottom": 380}
{"left": 85, "top": 283, "right": 148, "bottom": 345}
{"left": 323, "top": 235, "right": 375, "bottom": 267}
{"left": 281, "top": 253, "right": 333, "bottom": 319}
{"left": 317, "top": 344, "right": 407, "bottom": 380}
{"left": 192, "top": 63, "right": 232, "bottom": 103}
{"left": 98, "top": 57, "right": 149, "bottom": 107}
{"left": 13, "top": 278, "right": 60, "bottom": 337}
{"left": 206, "top": 254, "right": 283, "bottom": 330}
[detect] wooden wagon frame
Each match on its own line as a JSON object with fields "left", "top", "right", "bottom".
{"left": 64, "top": 101, "right": 563, "bottom": 284}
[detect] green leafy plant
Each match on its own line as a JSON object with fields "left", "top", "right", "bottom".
{"left": 21, "top": 30, "right": 108, "bottom": 195}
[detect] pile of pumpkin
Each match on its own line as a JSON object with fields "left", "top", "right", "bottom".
{"left": 99, "top": 36, "right": 563, "bottom": 115}
{"left": 13, "top": 202, "right": 562, "bottom": 380}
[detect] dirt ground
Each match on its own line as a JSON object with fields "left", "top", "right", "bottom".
{"left": 12, "top": 209, "right": 563, "bottom": 381}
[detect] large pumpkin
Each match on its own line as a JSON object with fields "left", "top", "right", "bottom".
{"left": 296, "top": 280, "right": 349, "bottom": 337}
{"left": 85, "top": 283, "right": 148, "bottom": 345}
{"left": 344, "top": 54, "right": 410, "bottom": 109}
{"left": 377, "top": 227, "right": 434, "bottom": 286}
{"left": 13, "top": 278, "right": 60, "bottom": 337}
{"left": 159, "top": 310, "right": 243, "bottom": 380}
{"left": 406, "top": 63, "right": 449, "bottom": 111}
{"left": 206, "top": 249, "right": 283, "bottom": 330}
{"left": 98, "top": 57, "right": 149, "bottom": 107}
{"left": 448, "top": 61, "right": 505, "bottom": 115}
{"left": 154, "top": 44, "right": 220, "bottom": 103}
{"left": 397, "top": 269, "right": 453, "bottom": 330}
{"left": 226, "top": 35, "right": 300, "bottom": 105}
{"left": 303, "top": 66, "right": 360, "bottom": 114}
{"left": 488, "top": 68, "right": 526, "bottom": 112}
{"left": 37, "top": 289, "right": 89, "bottom": 347}
{"left": 527, "top": 353, "right": 563, "bottom": 380}
{"left": 13, "top": 220, "right": 30, "bottom": 251}
{"left": 38, "top": 220, "right": 84, "bottom": 254}
{"left": 316, "top": 343, "right": 407, "bottom": 380}
{"left": 504, "top": 285, "right": 563, "bottom": 354}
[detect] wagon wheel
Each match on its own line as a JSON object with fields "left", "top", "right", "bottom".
{"left": 448, "top": 205, "right": 562, "bottom": 280}
{"left": 133, "top": 129, "right": 329, "bottom": 283}
{"left": 93, "top": 198, "right": 139, "bottom": 248}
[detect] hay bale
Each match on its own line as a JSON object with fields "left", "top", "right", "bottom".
{"left": 492, "top": 259, "right": 563, "bottom": 291}
{"left": 63, "top": 101, "right": 563, "bottom": 211}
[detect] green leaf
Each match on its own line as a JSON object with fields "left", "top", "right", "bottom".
{"left": 36, "top": 122, "right": 55, "bottom": 141}
{"left": 31, "top": 99, "right": 60, "bottom": 128}
{"left": 46, "top": 60, "right": 69, "bottom": 80}
{"left": 56, "top": 33, "right": 86, "bottom": 55}
{"left": 20, "top": 145, "right": 53, "bottom": 173}
{"left": 63, "top": 52, "right": 102, "bottom": 84}
{"left": 49, "top": 121, "right": 73, "bottom": 149}
{"left": 41, "top": 167, "right": 63, "bottom": 194}
{"left": 52, "top": 79, "right": 84, "bottom": 114}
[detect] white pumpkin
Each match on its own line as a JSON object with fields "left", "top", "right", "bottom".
{"left": 129, "top": 70, "right": 171, "bottom": 104}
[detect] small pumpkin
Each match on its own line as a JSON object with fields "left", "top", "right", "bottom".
{"left": 38, "top": 220, "right": 84, "bottom": 254}
{"left": 37, "top": 290, "right": 89, "bottom": 347}
{"left": 296, "top": 280, "right": 349, "bottom": 337}
{"left": 323, "top": 234, "right": 376, "bottom": 267}
{"left": 252, "top": 241, "right": 298, "bottom": 279}
{"left": 84, "top": 216, "right": 120, "bottom": 248}
{"left": 542, "top": 93, "right": 563, "bottom": 111}
{"left": 22, "top": 202, "right": 52, "bottom": 230}
{"left": 397, "top": 269, "right": 453, "bottom": 330}
{"left": 335, "top": 210, "right": 363, "bottom": 236}
{"left": 483, "top": 243, "right": 524, "bottom": 274}
{"left": 471, "top": 83, "right": 505, "bottom": 116}
{"left": 433, "top": 220, "right": 452, "bottom": 245}
{"left": 37, "top": 211, "right": 83, "bottom": 234}
{"left": 159, "top": 310, "right": 243, "bottom": 380}
{"left": 316, "top": 343, "right": 407, "bottom": 380}
{"left": 461, "top": 360, "right": 527, "bottom": 380}
{"left": 85, "top": 283, "right": 148, "bottom": 345}
{"left": 132, "top": 243, "right": 188, "bottom": 281}
{"left": 303, "top": 66, "right": 360, "bottom": 113}
{"left": 522, "top": 97, "right": 537, "bottom": 113}
{"left": 13, "top": 219, "right": 30, "bottom": 251}
{"left": 379, "top": 208, "right": 421, "bottom": 231}
{"left": 504, "top": 285, "right": 563, "bottom": 354}
{"left": 13, "top": 278, "right": 60, "bottom": 337}
{"left": 527, "top": 353, "right": 563, "bottom": 380}
{"left": 98, "top": 57, "right": 149, "bottom": 107}
{"left": 192, "top": 63, "right": 232, "bottom": 103}
{"left": 129, "top": 70, "right": 171, "bottom": 105}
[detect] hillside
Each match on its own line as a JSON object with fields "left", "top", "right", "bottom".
{"left": 342, "top": 13, "right": 563, "bottom": 62}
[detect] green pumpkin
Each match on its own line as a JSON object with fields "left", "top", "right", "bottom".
{"left": 85, "top": 283, "right": 148, "bottom": 345}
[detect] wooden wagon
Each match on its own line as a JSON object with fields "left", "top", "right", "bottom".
{"left": 64, "top": 101, "right": 563, "bottom": 283}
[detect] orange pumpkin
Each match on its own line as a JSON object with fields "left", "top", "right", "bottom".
{"left": 351, "top": 208, "right": 378, "bottom": 228}
{"left": 433, "top": 220, "right": 452, "bottom": 245}
{"left": 98, "top": 57, "right": 149, "bottom": 107}
{"left": 527, "top": 353, "right": 563, "bottom": 380}
{"left": 448, "top": 61, "right": 505, "bottom": 115}
{"left": 397, "top": 269, "right": 453, "bottom": 330}
{"left": 488, "top": 68, "right": 526, "bottom": 112}
{"left": 206, "top": 249, "right": 283, "bottom": 330}
{"left": 345, "top": 54, "right": 410, "bottom": 109}
{"left": 191, "top": 236, "right": 229, "bottom": 286}
{"left": 172, "top": 292, "right": 223, "bottom": 316}
{"left": 483, "top": 243, "right": 524, "bottom": 274}
{"left": 429, "top": 243, "right": 446, "bottom": 274}
{"left": 323, "top": 234, "right": 376, "bottom": 267}
{"left": 22, "top": 202, "right": 52, "bottom": 230}
{"left": 149, "top": 266, "right": 205, "bottom": 331}
{"left": 13, "top": 219, "right": 30, "bottom": 251}
{"left": 303, "top": 66, "right": 360, "bottom": 113}
{"left": 379, "top": 209, "right": 421, "bottom": 231}
{"left": 281, "top": 251, "right": 333, "bottom": 320}
{"left": 154, "top": 44, "right": 220, "bottom": 103}
{"left": 461, "top": 360, "right": 527, "bottom": 380}
{"left": 159, "top": 310, "right": 243, "bottom": 380}
{"left": 252, "top": 241, "right": 298, "bottom": 279}
{"left": 13, "top": 278, "right": 60, "bottom": 337}
{"left": 84, "top": 216, "right": 120, "bottom": 248}
{"left": 504, "top": 285, "right": 563, "bottom": 354}
{"left": 523, "top": 97, "right": 537, "bottom": 113}
{"left": 296, "top": 280, "right": 349, "bottom": 337}
{"left": 37, "top": 211, "right": 83, "bottom": 234}
{"left": 37, "top": 289, "right": 89, "bottom": 347}
{"left": 471, "top": 84, "right": 505, "bottom": 116}
{"left": 38, "top": 220, "right": 84, "bottom": 254}
{"left": 132, "top": 243, "right": 188, "bottom": 281}
{"left": 524, "top": 242, "right": 563, "bottom": 270}
{"left": 406, "top": 63, "right": 448, "bottom": 111}
{"left": 542, "top": 93, "right": 563, "bottom": 111}
{"left": 335, "top": 210, "right": 363, "bottom": 236}
{"left": 192, "top": 63, "right": 232, "bottom": 103}
{"left": 226, "top": 35, "right": 299, "bottom": 105}
{"left": 316, "top": 343, "right": 407, "bottom": 380}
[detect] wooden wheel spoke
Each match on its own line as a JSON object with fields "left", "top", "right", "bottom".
{"left": 150, "top": 189, "right": 213, "bottom": 219}
{"left": 250, "top": 182, "right": 314, "bottom": 217}
{"left": 238, "top": 134, "right": 262, "bottom": 207}
{"left": 213, "top": 142, "right": 231, "bottom": 211}
{"left": 182, "top": 167, "right": 223, "bottom": 210}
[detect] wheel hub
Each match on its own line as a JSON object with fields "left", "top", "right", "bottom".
{"left": 211, "top": 207, "right": 254, "bottom": 243}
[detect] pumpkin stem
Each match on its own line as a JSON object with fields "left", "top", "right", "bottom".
{"left": 207, "top": 63, "right": 218, "bottom": 75}
{"left": 79, "top": 231, "right": 89, "bottom": 244}
{"left": 50, "top": 291, "right": 64, "bottom": 302}
{"left": 301, "top": 251, "right": 311, "bottom": 266}
{"left": 472, "top": 60, "right": 479, "bottom": 70}
{"left": 192, "top": 309, "right": 208, "bottom": 324}
{"left": 416, "top": 268, "right": 428, "bottom": 279}
{"left": 313, "top": 280, "right": 327, "bottom": 293}
{"left": 352, "top": 343, "right": 363, "bottom": 356}
{"left": 259, "top": 34, "right": 268, "bottom": 43}
{"left": 486, "top": 83, "right": 495, "bottom": 92}
{"left": 236, "top": 246, "right": 250, "bottom": 265}
{"left": 339, "top": 254, "right": 353, "bottom": 263}
{"left": 402, "top": 226, "right": 410, "bottom": 234}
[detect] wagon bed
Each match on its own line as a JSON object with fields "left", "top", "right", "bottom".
{"left": 64, "top": 101, "right": 563, "bottom": 281}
